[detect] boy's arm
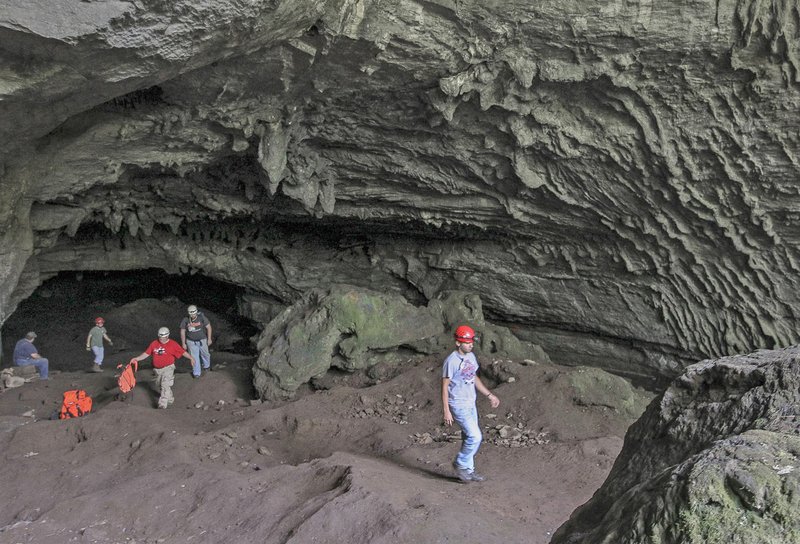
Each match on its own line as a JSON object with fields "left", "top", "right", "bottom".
{"left": 442, "top": 378, "right": 453, "bottom": 425}
{"left": 86, "top": 333, "right": 92, "bottom": 349}
{"left": 182, "top": 351, "right": 196, "bottom": 367}
{"left": 205, "top": 322, "right": 213, "bottom": 346}
{"left": 103, "top": 333, "right": 113, "bottom": 345}
{"left": 475, "top": 376, "right": 500, "bottom": 408}
{"left": 180, "top": 327, "right": 187, "bottom": 349}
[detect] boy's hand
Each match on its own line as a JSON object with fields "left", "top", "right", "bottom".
{"left": 443, "top": 410, "right": 453, "bottom": 426}
{"left": 487, "top": 393, "right": 500, "bottom": 408}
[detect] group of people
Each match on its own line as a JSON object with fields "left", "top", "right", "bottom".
{"left": 12, "top": 304, "right": 214, "bottom": 410}
{"left": 15, "top": 312, "right": 499, "bottom": 482}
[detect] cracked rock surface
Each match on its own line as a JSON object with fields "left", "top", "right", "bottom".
{"left": 2, "top": 0, "right": 800, "bottom": 381}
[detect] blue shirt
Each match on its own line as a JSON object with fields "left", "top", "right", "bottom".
{"left": 442, "top": 350, "right": 479, "bottom": 407}
{"left": 13, "top": 339, "right": 37, "bottom": 361}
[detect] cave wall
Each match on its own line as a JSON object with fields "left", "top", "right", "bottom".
{"left": 1, "top": 0, "right": 799, "bottom": 379}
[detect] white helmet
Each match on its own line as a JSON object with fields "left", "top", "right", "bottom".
{"left": 187, "top": 305, "right": 198, "bottom": 315}
{"left": 158, "top": 327, "right": 170, "bottom": 337}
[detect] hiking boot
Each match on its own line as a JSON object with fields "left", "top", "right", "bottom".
{"left": 453, "top": 464, "right": 472, "bottom": 483}
{"left": 91, "top": 364, "right": 103, "bottom": 373}
{"left": 468, "top": 472, "right": 486, "bottom": 482}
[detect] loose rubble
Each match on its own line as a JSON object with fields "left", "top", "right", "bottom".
{"left": 350, "top": 393, "right": 421, "bottom": 425}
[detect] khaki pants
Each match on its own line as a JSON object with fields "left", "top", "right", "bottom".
{"left": 153, "top": 365, "right": 175, "bottom": 408}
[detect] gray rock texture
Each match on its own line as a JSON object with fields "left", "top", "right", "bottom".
{"left": 2, "top": 1, "right": 800, "bottom": 379}
{"left": 552, "top": 346, "right": 800, "bottom": 544}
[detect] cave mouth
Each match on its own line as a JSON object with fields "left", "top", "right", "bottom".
{"left": 1, "top": 269, "right": 261, "bottom": 371}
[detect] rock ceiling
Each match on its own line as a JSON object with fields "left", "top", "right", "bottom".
{"left": 1, "top": 0, "right": 799, "bottom": 380}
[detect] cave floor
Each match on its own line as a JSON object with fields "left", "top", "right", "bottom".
{"left": 0, "top": 346, "right": 638, "bottom": 543}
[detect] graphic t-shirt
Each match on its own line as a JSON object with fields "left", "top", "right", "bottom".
{"left": 88, "top": 326, "right": 107, "bottom": 347}
{"left": 180, "top": 313, "right": 209, "bottom": 341}
{"left": 442, "top": 350, "right": 479, "bottom": 407}
{"left": 145, "top": 339, "right": 185, "bottom": 369}
{"left": 13, "top": 339, "right": 38, "bottom": 361}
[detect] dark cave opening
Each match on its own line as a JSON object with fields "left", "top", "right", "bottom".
{"left": 1, "top": 269, "right": 261, "bottom": 370}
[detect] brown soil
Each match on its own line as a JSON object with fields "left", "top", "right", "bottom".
{"left": 0, "top": 296, "right": 647, "bottom": 544}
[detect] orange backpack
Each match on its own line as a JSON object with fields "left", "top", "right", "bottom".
{"left": 117, "top": 360, "right": 138, "bottom": 394}
{"left": 59, "top": 389, "right": 93, "bottom": 419}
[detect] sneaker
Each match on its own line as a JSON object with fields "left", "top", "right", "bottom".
{"left": 453, "top": 464, "right": 472, "bottom": 483}
{"left": 91, "top": 364, "right": 103, "bottom": 373}
{"left": 468, "top": 472, "right": 486, "bottom": 482}
{"left": 192, "top": 374, "right": 200, "bottom": 379}
{"left": 203, "top": 366, "right": 211, "bottom": 373}
{"left": 157, "top": 403, "right": 168, "bottom": 409}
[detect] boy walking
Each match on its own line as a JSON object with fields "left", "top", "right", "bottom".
{"left": 129, "top": 327, "right": 194, "bottom": 409}
{"left": 442, "top": 325, "right": 500, "bottom": 483}
{"left": 86, "top": 317, "right": 113, "bottom": 372}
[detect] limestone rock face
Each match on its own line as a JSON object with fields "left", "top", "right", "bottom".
{"left": 552, "top": 346, "right": 800, "bottom": 544}
{"left": 2, "top": 1, "right": 800, "bottom": 380}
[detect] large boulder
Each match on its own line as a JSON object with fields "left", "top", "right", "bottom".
{"left": 253, "top": 286, "right": 444, "bottom": 399}
{"left": 552, "top": 346, "right": 800, "bottom": 544}
{"left": 252, "top": 287, "right": 548, "bottom": 399}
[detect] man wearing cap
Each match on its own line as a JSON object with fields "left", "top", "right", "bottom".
{"left": 180, "top": 304, "right": 213, "bottom": 378}
{"left": 129, "top": 327, "right": 195, "bottom": 409}
{"left": 13, "top": 332, "right": 49, "bottom": 380}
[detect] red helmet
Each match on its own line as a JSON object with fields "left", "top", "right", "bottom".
{"left": 95, "top": 317, "right": 105, "bottom": 326}
{"left": 454, "top": 325, "right": 476, "bottom": 343}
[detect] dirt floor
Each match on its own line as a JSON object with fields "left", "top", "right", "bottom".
{"left": 0, "top": 284, "right": 653, "bottom": 544}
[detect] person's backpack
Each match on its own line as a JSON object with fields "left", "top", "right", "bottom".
{"left": 117, "top": 360, "right": 138, "bottom": 394}
{"left": 59, "top": 389, "right": 93, "bottom": 419}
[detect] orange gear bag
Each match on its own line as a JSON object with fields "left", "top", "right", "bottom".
{"left": 59, "top": 389, "right": 93, "bottom": 419}
{"left": 117, "top": 360, "right": 138, "bottom": 394}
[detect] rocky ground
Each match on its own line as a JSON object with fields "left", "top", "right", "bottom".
{"left": 0, "top": 290, "right": 653, "bottom": 544}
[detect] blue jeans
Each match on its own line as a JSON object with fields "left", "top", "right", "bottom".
{"left": 186, "top": 339, "right": 211, "bottom": 376}
{"left": 16, "top": 358, "right": 49, "bottom": 379}
{"left": 91, "top": 346, "right": 104, "bottom": 364}
{"left": 450, "top": 404, "right": 482, "bottom": 472}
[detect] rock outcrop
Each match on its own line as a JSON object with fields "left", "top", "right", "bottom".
{"left": 2, "top": 1, "right": 800, "bottom": 380}
{"left": 552, "top": 345, "right": 800, "bottom": 544}
{"left": 253, "top": 287, "right": 543, "bottom": 399}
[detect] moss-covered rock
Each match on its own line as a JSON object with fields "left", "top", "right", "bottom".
{"left": 253, "top": 287, "right": 550, "bottom": 399}
{"left": 253, "top": 286, "right": 444, "bottom": 399}
{"left": 553, "top": 345, "right": 800, "bottom": 544}
{"left": 566, "top": 366, "right": 650, "bottom": 419}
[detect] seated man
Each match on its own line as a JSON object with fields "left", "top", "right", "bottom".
{"left": 13, "top": 331, "right": 49, "bottom": 380}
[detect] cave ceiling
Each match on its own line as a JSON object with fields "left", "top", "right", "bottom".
{"left": 1, "top": 0, "right": 799, "bottom": 380}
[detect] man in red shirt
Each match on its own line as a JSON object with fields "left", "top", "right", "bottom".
{"left": 129, "top": 327, "right": 195, "bottom": 409}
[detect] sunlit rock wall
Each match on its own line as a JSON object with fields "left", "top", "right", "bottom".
{"left": 1, "top": 0, "right": 799, "bottom": 379}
